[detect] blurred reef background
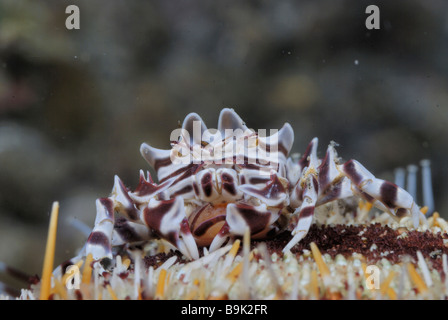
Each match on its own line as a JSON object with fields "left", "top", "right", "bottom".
{"left": 0, "top": 0, "right": 447, "bottom": 280}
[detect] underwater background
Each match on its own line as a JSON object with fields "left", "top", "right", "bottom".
{"left": 0, "top": 0, "right": 447, "bottom": 282}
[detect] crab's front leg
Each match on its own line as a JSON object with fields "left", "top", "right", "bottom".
{"left": 283, "top": 171, "right": 319, "bottom": 252}
{"left": 86, "top": 175, "right": 199, "bottom": 261}
{"left": 284, "top": 139, "right": 425, "bottom": 252}
{"left": 341, "top": 159, "right": 424, "bottom": 227}
{"left": 208, "top": 202, "right": 281, "bottom": 252}
{"left": 85, "top": 174, "right": 159, "bottom": 261}
{"left": 142, "top": 196, "right": 199, "bottom": 260}
{"left": 87, "top": 198, "right": 200, "bottom": 261}
{"left": 85, "top": 197, "right": 156, "bottom": 260}
{"left": 86, "top": 198, "right": 115, "bottom": 260}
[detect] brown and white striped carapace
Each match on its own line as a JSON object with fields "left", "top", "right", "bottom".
{"left": 82, "top": 108, "right": 425, "bottom": 261}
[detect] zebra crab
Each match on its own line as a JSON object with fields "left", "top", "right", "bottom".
{"left": 85, "top": 108, "right": 425, "bottom": 262}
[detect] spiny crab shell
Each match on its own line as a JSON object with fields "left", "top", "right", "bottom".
{"left": 84, "top": 108, "right": 424, "bottom": 262}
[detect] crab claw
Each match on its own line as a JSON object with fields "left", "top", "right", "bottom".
{"left": 111, "top": 218, "right": 154, "bottom": 246}
{"left": 143, "top": 196, "right": 199, "bottom": 260}
{"left": 227, "top": 203, "right": 278, "bottom": 236}
{"left": 208, "top": 224, "right": 230, "bottom": 252}
{"left": 209, "top": 202, "right": 280, "bottom": 252}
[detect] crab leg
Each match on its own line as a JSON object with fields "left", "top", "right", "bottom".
{"left": 86, "top": 198, "right": 115, "bottom": 260}
{"left": 67, "top": 215, "right": 154, "bottom": 271}
{"left": 285, "top": 142, "right": 351, "bottom": 252}
{"left": 208, "top": 224, "right": 230, "bottom": 253}
{"left": 283, "top": 173, "right": 319, "bottom": 252}
{"left": 315, "top": 142, "right": 355, "bottom": 205}
{"left": 143, "top": 197, "right": 199, "bottom": 260}
{"left": 209, "top": 203, "right": 280, "bottom": 252}
{"left": 111, "top": 218, "right": 154, "bottom": 246}
{"left": 238, "top": 172, "right": 288, "bottom": 207}
{"left": 283, "top": 138, "right": 320, "bottom": 252}
{"left": 341, "top": 159, "right": 424, "bottom": 227}
{"left": 284, "top": 138, "right": 425, "bottom": 252}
